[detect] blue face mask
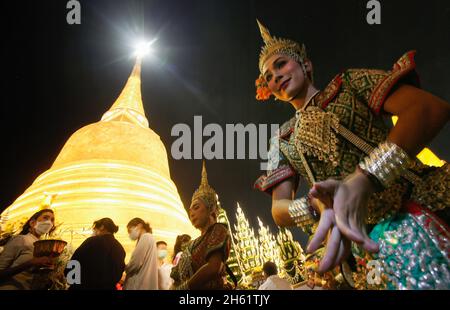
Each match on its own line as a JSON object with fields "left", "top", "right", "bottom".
{"left": 157, "top": 249, "right": 168, "bottom": 260}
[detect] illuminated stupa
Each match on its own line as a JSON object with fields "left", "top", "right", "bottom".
{"left": 1, "top": 56, "right": 197, "bottom": 258}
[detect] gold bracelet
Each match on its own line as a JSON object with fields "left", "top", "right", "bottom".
{"left": 358, "top": 141, "right": 411, "bottom": 188}
{"left": 288, "top": 197, "right": 316, "bottom": 234}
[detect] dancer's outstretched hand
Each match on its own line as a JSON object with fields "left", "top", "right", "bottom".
{"left": 307, "top": 171, "right": 379, "bottom": 272}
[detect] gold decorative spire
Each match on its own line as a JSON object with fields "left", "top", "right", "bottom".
{"left": 200, "top": 160, "right": 209, "bottom": 187}
{"left": 101, "top": 56, "right": 149, "bottom": 128}
{"left": 191, "top": 161, "right": 218, "bottom": 211}
{"left": 233, "top": 202, "right": 262, "bottom": 286}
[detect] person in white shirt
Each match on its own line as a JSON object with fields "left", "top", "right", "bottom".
{"left": 123, "top": 218, "right": 158, "bottom": 290}
{"left": 156, "top": 241, "right": 173, "bottom": 290}
{"left": 258, "top": 261, "right": 293, "bottom": 290}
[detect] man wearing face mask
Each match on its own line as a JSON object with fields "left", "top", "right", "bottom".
{"left": 0, "top": 209, "right": 55, "bottom": 290}
{"left": 156, "top": 241, "right": 173, "bottom": 290}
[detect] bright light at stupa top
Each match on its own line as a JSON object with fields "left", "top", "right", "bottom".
{"left": 133, "top": 38, "right": 157, "bottom": 58}
{"left": 2, "top": 48, "right": 198, "bottom": 260}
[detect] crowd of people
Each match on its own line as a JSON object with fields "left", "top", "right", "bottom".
{"left": 0, "top": 161, "right": 237, "bottom": 290}
{"left": 0, "top": 210, "right": 195, "bottom": 290}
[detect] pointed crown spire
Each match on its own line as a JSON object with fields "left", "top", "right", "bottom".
{"left": 257, "top": 20, "right": 273, "bottom": 45}
{"left": 190, "top": 161, "right": 218, "bottom": 211}
{"left": 101, "top": 56, "right": 149, "bottom": 128}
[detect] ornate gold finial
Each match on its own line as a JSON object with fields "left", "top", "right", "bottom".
{"left": 190, "top": 161, "right": 218, "bottom": 211}
{"left": 101, "top": 56, "right": 149, "bottom": 128}
{"left": 200, "top": 160, "right": 209, "bottom": 187}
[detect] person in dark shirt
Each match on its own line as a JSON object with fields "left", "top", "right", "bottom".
{"left": 66, "top": 218, "right": 125, "bottom": 290}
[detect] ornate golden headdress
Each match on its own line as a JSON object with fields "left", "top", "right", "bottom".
{"left": 190, "top": 161, "right": 218, "bottom": 212}
{"left": 256, "top": 20, "right": 308, "bottom": 101}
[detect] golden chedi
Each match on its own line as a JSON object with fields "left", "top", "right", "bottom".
{"left": 1, "top": 56, "right": 197, "bottom": 258}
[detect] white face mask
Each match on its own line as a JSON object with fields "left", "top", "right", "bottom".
{"left": 129, "top": 227, "right": 140, "bottom": 241}
{"left": 158, "top": 249, "right": 168, "bottom": 260}
{"left": 34, "top": 220, "right": 53, "bottom": 235}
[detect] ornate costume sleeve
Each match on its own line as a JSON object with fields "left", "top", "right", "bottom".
{"left": 204, "top": 223, "right": 230, "bottom": 262}
{"left": 342, "top": 50, "right": 420, "bottom": 115}
{"left": 255, "top": 122, "right": 299, "bottom": 194}
{"left": 170, "top": 262, "right": 180, "bottom": 284}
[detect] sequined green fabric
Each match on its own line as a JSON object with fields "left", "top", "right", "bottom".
{"left": 354, "top": 204, "right": 450, "bottom": 290}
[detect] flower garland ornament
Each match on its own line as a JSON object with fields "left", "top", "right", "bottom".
{"left": 255, "top": 75, "right": 272, "bottom": 100}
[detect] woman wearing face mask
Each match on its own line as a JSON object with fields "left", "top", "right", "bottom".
{"left": 66, "top": 218, "right": 125, "bottom": 290}
{"left": 123, "top": 218, "right": 158, "bottom": 290}
{"left": 170, "top": 162, "right": 232, "bottom": 290}
{"left": 156, "top": 241, "right": 173, "bottom": 290}
{"left": 254, "top": 20, "right": 450, "bottom": 289}
{"left": 0, "top": 209, "right": 55, "bottom": 290}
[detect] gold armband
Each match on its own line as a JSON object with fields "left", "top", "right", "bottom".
{"left": 359, "top": 141, "right": 411, "bottom": 188}
{"left": 288, "top": 197, "right": 316, "bottom": 234}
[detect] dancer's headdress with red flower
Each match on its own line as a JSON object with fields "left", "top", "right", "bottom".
{"left": 255, "top": 20, "right": 309, "bottom": 101}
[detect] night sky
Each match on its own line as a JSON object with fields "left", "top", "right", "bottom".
{"left": 1, "top": 0, "right": 449, "bottom": 246}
